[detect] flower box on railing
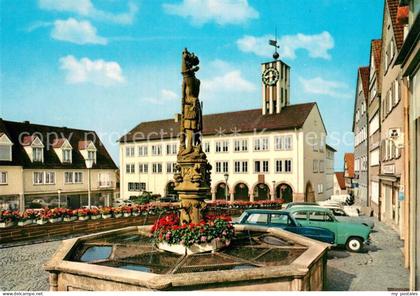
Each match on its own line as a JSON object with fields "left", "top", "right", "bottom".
{"left": 78, "top": 216, "right": 90, "bottom": 221}
{"left": 49, "top": 217, "right": 63, "bottom": 224}
{"left": 36, "top": 219, "right": 48, "bottom": 225}
{"left": 114, "top": 213, "right": 123, "bottom": 218}
{"left": 157, "top": 239, "right": 230, "bottom": 255}
{"left": 123, "top": 212, "right": 131, "bottom": 218}
{"left": 102, "top": 214, "right": 112, "bottom": 219}
{"left": 18, "top": 219, "right": 33, "bottom": 226}
{"left": 91, "top": 215, "right": 102, "bottom": 220}
{"left": 132, "top": 211, "right": 140, "bottom": 217}
{"left": 0, "top": 221, "right": 15, "bottom": 228}
{"left": 63, "top": 216, "right": 77, "bottom": 222}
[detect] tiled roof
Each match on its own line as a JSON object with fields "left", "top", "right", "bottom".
{"left": 359, "top": 67, "right": 370, "bottom": 100}
{"left": 326, "top": 144, "right": 337, "bottom": 152}
{"left": 21, "top": 135, "right": 38, "bottom": 146}
{"left": 344, "top": 153, "right": 355, "bottom": 178}
{"left": 51, "top": 138, "right": 66, "bottom": 148}
{"left": 371, "top": 39, "right": 382, "bottom": 72}
{"left": 387, "top": 0, "right": 404, "bottom": 50}
{"left": 0, "top": 119, "right": 117, "bottom": 169}
{"left": 120, "top": 103, "right": 318, "bottom": 143}
{"left": 78, "top": 140, "right": 93, "bottom": 150}
{"left": 335, "top": 172, "right": 346, "bottom": 190}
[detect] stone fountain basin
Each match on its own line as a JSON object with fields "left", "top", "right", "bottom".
{"left": 44, "top": 225, "right": 330, "bottom": 291}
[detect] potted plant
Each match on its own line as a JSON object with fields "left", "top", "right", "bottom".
{"left": 48, "top": 208, "right": 64, "bottom": 223}
{"left": 113, "top": 207, "right": 122, "bottom": 218}
{"left": 122, "top": 206, "right": 132, "bottom": 217}
{"left": 63, "top": 209, "right": 77, "bottom": 222}
{"left": 131, "top": 205, "right": 140, "bottom": 217}
{"left": 0, "top": 210, "right": 17, "bottom": 228}
{"left": 35, "top": 209, "right": 49, "bottom": 225}
{"left": 152, "top": 213, "right": 234, "bottom": 255}
{"left": 89, "top": 208, "right": 101, "bottom": 220}
{"left": 100, "top": 207, "right": 112, "bottom": 219}
{"left": 75, "top": 208, "right": 90, "bottom": 221}
{"left": 17, "top": 209, "right": 36, "bottom": 226}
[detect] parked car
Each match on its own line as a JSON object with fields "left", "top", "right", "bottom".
{"left": 30, "top": 199, "right": 49, "bottom": 208}
{"left": 286, "top": 206, "right": 372, "bottom": 252}
{"left": 112, "top": 199, "right": 133, "bottom": 207}
{"left": 159, "top": 194, "right": 179, "bottom": 203}
{"left": 234, "top": 209, "right": 335, "bottom": 244}
{"left": 287, "top": 202, "right": 374, "bottom": 229}
{"left": 283, "top": 202, "right": 319, "bottom": 209}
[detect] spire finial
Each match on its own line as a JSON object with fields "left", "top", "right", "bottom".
{"left": 269, "top": 26, "right": 280, "bottom": 60}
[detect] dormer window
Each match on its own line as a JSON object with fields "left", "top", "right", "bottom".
{"left": 78, "top": 140, "right": 97, "bottom": 164}
{"left": 22, "top": 135, "right": 44, "bottom": 163}
{"left": 63, "top": 149, "right": 72, "bottom": 163}
{"left": 52, "top": 138, "right": 73, "bottom": 164}
{"left": 33, "top": 147, "right": 43, "bottom": 162}
{"left": 0, "top": 133, "right": 13, "bottom": 161}
{"left": 88, "top": 151, "right": 96, "bottom": 163}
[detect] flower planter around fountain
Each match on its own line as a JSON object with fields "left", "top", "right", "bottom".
{"left": 36, "top": 219, "right": 48, "bottom": 225}
{"left": 18, "top": 219, "right": 33, "bottom": 226}
{"left": 152, "top": 213, "right": 234, "bottom": 255}
{"left": 64, "top": 216, "right": 77, "bottom": 222}
{"left": 0, "top": 221, "right": 15, "bottom": 228}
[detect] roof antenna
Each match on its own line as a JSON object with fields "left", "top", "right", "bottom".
{"left": 269, "top": 26, "right": 280, "bottom": 60}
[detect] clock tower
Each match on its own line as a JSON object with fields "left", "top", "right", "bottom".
{"left": 261, "top": 59, "right": 290, "bottom": 115}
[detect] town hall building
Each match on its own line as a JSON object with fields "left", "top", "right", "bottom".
{"left": 119, "top": 58, "right": 334, "bottom": 203}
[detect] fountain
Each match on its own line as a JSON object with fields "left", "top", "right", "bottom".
{"left": 44, "top": 49, "right": 330, "bottom": 291}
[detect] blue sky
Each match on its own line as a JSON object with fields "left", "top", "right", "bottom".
{"left": 1, "top": 0, "right": 384, "bottom": 170}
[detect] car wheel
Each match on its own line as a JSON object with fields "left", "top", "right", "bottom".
{"left": 346, "top": 237, "right": 363, "bottom": 252}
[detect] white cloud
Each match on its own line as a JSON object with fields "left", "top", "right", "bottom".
{"left": 59, "top": 55, "right": 124, "bottom": 86}
{"left": 38, "top": 0, "right": 138, "bottom": 25}
{"left": 299, "top": 76, "right": 352, "bottom": 99}
{"left": 203, "top": 70, "right": 256, "bottom": 93}
{"left": 162, "top": 0, "right": 259, "bottom": 25}
{"left": 143, "top": 89, "right": 178, "bottom": 105}
{"left": 237, "top": 31, "right": 334, "bottom": 60}
{"left": 51, "top": 18, "right": 107, "bottom": 45}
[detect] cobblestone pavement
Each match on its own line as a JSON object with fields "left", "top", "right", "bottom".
{"left": 326, "top": 217, "right": 409, "bottom": 291}
{"left": 0, "top": 218, "right": 409, "bottom": 291}
{"left": 0, "top": 240, "right": 61, "bottom": 291}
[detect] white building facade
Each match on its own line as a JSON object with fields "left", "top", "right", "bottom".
{"left": 119, "top": 59, "right": 332, "bottom": 203}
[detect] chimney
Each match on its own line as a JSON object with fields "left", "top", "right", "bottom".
{"left": 174, "top": 113, "right": 181, "bottom": 123}
{"left": 23, "top": 121, "right": 30, "bottom": 124}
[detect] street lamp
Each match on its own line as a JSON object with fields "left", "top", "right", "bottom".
{"left": 85, "top": 158, "right": 94, "bottom": 208}
{"left": 57, "top": 189, "right": 62, "bottom": 208}
{"left": 224, "top": 173, "right": 229, "bottom": 202}
{"left": 272, "top": 180, "right": 276, "bottom": 200}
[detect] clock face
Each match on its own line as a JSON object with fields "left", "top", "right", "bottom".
{"left": 262, "top": 68, "right": 280, "bottom": 86}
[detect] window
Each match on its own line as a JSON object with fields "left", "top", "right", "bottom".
{"left": 309, "top": 211, "right": 333, "bottom": 222}
{"left": 254, "top": 160, "right": 269, "bottom": 173}
{"left": 152, "top": 163, "right": 162, "bottom": 173}
{"left": 0, "top": 172, "right": 7, "bottom": 184}
{"left": 216, "top": 141, "right": 229, "bottom": 153}
{"left": 63, "top": 149, "right": 72, "bottom": 163}
{"left": 319, "top": 160, "right": 325, "bottom": 173}
{"left": 292, "top": 211, "right": 307, "bottom": 221}
{"left": 215, "top": 161, "right": 229, "bottom": 173}
{"left": 0, "top": 145, "right": 12, "bottom": 161}
{"left": 394, "top": 79, "right": 400, "bottom": 105}
{"left": 254, "top": 138, "right": 269, "bottom": 151}
{"left": 204, "top": 142, "right": 210, "bottom": 153}
{"left": 370, "top": 149, "right": 380, "bottom": 166}
{"left": 166, "top": 162, "right": 176, "bottom": 173}
{"left": 369, "top": 113, "right": 380, "bottom": 136}
{"left": 88, "top": 151, "right": 96, "bottom": 162}
{"left": 234, "top": 161, "right": 241, "bottom": 173}
{"left": 275, "top": 136, "right": 292, "bottom": 151}
{"left": 313, "top": 142, "right": 318, "bottom": 152}
{"left": 234, "top": 139, "right": 248, "bottom": 152}
{"left": 317, "top": 184, "right": 324, "bottom": 194}
{"left": 125, "top": 164, "right": 135, "bottom": 174}
{"left": 245, "top": 213, "right": 268, "bottom": 225}
{"left": 128, "top": 182, "right": 146, "bottom": 191}
{"left": 74, "top": 172, "right": 83, "bottom": 183}
{"left": 138, "top": 146, "right": 148, "bottom": 156}
{"left": 371, "top": 181, "right": 379, "bottom": 203}
{"left": 33, "top": 147, "right": 43, "bottom": 162}
{"left": 152, "top": 145, "right": 162, "bottom": 156}
{"left": 285, "top": 160, "right": 292, "bottom": 172}
{"left": 313, "top": 160, "right": 318, "bottom": 173}
{"left": 166, "top": 144, "right": 177, "bottom": 155}
{"left": 34, "top": 172, "right": 54, "bottom": 185}
{"left": 139, "top": 163, "right": 148, "bottom": 173}
{"left": 270, "top": 214, "right": 293, "bottom": 226}
{"left": 275, "top": 160, "right": 283, "bottom": 173}
{"left": 125, "top": 146, "right": 135, "bottom": 157}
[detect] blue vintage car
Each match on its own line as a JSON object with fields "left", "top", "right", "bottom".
{"left": 234, "top": 209, "right": 335, "bottom": 244}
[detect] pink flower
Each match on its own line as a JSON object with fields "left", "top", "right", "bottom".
{"left": 200, "top": 236, "right": 207, "bottom": 242}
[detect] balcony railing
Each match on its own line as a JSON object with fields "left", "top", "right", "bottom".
{"left": 98, "top": 181, "right": 114, "bottom": 188}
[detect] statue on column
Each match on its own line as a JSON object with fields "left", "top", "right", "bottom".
{"left": 174, "top": 49, "right": 211, "bottom": 224}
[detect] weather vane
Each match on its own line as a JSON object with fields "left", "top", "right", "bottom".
{"left": 269, "top": 27, "right": 280, "bottom": 60}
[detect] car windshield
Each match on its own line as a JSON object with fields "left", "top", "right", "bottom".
{"left": 270, "top": 213, "right": 295, "bottom": 226}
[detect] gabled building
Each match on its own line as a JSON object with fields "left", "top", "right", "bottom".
{"left": 119, "top": 58, "right": 332, "bottom": 203}
{"left": 352, "top": 66, "right": 370, "bottom": 206}
{"left": 333, "top": 172, "right": 347, "bottom": 196}
{"left": 368, "top": 39, "right": 383, "bottom": 218}
{"left": 0, "top": 119, "right": 118, "bottom": 211}
{"left": 344, "top": 153, "right": 355, "bottom": 193}
{"left": 378, "top": 0, "right": 405, "bottom": 233}
{"left": 394, "top": 0, "right": 420, "bottom": 289}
